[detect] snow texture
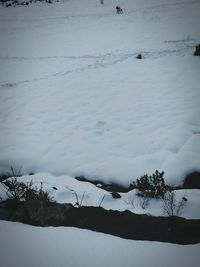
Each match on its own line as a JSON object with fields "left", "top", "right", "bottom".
{"left": 0, "top": 220, "right": 200, "bottom": 267}
{"left": 0, "top": 0, "right": 200, "bottom": 187}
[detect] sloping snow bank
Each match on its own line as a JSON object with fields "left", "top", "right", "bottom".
{"left": 0, "top": 220, "right": 199, "bottom": 267}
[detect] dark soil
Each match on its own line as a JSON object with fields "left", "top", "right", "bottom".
{"left": 0, "top": 199, "right": 200, "bottom": 245}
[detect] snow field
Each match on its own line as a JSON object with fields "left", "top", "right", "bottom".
{"left": 0, "top": 2, "right": 200, "bottom": 265}
{"left": 0, "top": 1, "right": 200, "bottom": 185}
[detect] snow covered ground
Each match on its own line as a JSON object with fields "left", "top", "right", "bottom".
{"left": 0, "top": 1, "right": 200, "bottom": 266}
{"left": 0, "top": 0, "right": 200, "bottom": 186}
{"left": 0, "top": 220, "right": 200, "bottom": 267}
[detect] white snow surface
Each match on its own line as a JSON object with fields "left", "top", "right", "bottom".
{"left": 0, "top": 220, "right": 200, "bottom": 267}
{"left": 0, "top": 0, "right": 200, "bottom": 187}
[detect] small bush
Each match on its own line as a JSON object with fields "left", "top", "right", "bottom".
{"left": 0, "top": 166, "right": 22, "bottom": 182}
{"left": 162, "top": 191, "right": 187, "bottom": 216}
{"left": 24, "top": 181, "right": 54, "bottom": 203}
{"left": 132, "top": 170, "right": 170, "bottom": 199}
{"left": 1, "top": 177, "right": 53, "bottom": 203}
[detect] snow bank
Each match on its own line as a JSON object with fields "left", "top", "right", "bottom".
{"left": 0, "top": 220, "right": 200, "bottom": 267}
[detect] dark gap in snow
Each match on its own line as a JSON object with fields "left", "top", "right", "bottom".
{"left": 75, "top": 175, "right": 130, "bottom": 193}
{"left": 0, "top": 199, "right": 200, "bottom": 245}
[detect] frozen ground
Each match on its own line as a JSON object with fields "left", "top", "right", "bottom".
{"left": 0, "top": 0, "right": 200, "bottom": 186}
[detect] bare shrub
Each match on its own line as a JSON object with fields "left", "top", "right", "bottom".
{"left": 162, "top": 191, "right": 187, "bottom": 216}
{"left": 138, "top": 195, "right": 150, "bottom": 209}
{"left": 99, "top": 194, "right": 106, "bottom": 207}
{"left": 2, "top": 177, "right": 25, "bottom": 201}
{"left": 123, "top": 191, "right": 150, "bottom": 209}
{"left": 123, "top": 192, "right": 136, "bottom": 209}
{"left": 65, "top": 186, "right": 85, "bottom": 207}
{"left": 72, "top": 190, "right": 85, "bottom": 207}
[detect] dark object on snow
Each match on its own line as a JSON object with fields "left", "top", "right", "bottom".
{"left": 52, "top": 187, "right": 58, "bottom": 190}
{"left": 111, "top": 192, "right": 121, "bottom": 199}
{"left": 116, "top": 6, "right": 123, "bottom": 14}
{"left": 183, "top": 172, "right": 200, "bottom": 189}
{"left": 136, "top": 54, "right": 142, "bottom": 59}
{"left": 194, "top": 44, "right": 200, "bottom": 56}
{"left": 100, "top": 0, "right": 104, "bottom": 4}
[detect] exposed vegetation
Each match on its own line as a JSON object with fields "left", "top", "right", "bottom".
{"left": 0, "top": 167, "right": 53, "bottom": 204}
{"left": 131, "top": 170, "right": 170, "bottom": 199}
{"left": 0, "top": 0, "right": 56, "bottom": 7}
{"left": 162, "top": 191, "right": 187, "bottom": 216}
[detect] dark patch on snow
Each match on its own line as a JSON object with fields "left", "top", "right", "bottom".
{"left": 111, "top": 192, "right": 121, "bottom": 199}
{"left": 75, "top": 175, "right": 130, "bottom": 193}
{"left": 183, "top": 172, "right": 200, "bottom": 189}
{"left": 0, "top": 199, "right": 200, "bottom": 244}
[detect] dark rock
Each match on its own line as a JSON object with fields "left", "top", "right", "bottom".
{"left": 136, "top": 54, "right": 142, "bottom": 59}
{"left": 111, "top": 192, "right": 121, "bottom": 199}
{"left": 52, "top": 186, "right": 58, "bottom": 190}
{"left": 116, "top": 6, "right": 123, "bottom": 14}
